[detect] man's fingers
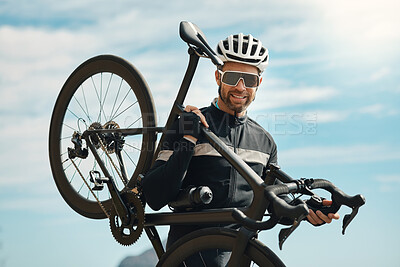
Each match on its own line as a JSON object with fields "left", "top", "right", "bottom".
{"left": 322, "top": 199, "right": 333, "bottom": 206}
{"left": 329, "top": 213, "right": 340, "bottom": 220}
{"left": 307, "top": 214, "right": 317, "bottom": 225}
{"left": 184, "top": 105, "right": 209, "bottom": 127}
{"left": 321, "top": 199, "right": 340, "bottom": 221}
{"left": 307, "top": 209, "right": 323, "bottom": 225}
{"left": 184, "top": 105, "right": 196, "bottom": 112}
{"left": 316, "top": 210, "right": 332, "bottom": 223}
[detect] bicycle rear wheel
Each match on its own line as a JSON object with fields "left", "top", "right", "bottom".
{"left": 157, "top": 228, "right": 285, "bottom": 267}
{"left": 49, "top": 55, "right": 157, "bottom": 219}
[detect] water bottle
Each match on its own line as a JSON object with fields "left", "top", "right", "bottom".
{"left": 169, "top": 186, "right": 213, "bottom": 210}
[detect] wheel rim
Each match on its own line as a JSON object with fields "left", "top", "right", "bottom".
{"left": 50, "top": 56, "right": 156, "bottom": 218}
{"left": 161, "top": 231, "right": 277, "bottom": 267}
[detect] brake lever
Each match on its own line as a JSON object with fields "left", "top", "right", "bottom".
{"left": 342, "top": 199, "right": 364, "bottom": 234}
{"left": 278, "top": 213, "right": 307, "bottom": 250}
{"left": 279, "top": 202, "right": 362, "bottom": 249}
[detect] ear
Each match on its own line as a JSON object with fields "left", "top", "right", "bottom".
{"left": 255, "top": 77, "right": 263, "bottom": 92}
{"left": 215, "top": 70, "right": 221, "bottom": 86}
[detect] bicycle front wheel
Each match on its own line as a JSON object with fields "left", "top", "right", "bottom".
{"left": 49, "top": 55, "right": 157, "bottom": 219}
{"left": 157, "top": 228, "right": 285, "bottom": 267}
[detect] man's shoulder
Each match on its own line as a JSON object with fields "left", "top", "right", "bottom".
{"left": 246, "top": 116, "right": 274, "bottom": 139}
{"left": 199, "top": 105, "right": 212, "bottom": 114}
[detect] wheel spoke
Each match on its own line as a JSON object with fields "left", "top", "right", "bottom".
{"left": 124, "top": 142, "right": 141, "bottom": 152}
{"left": 109, "top": 86, "right": 133, "bottom": 121}
{"left": 91, "top": 75, "right": 107, "bottom": 122}
{"left": 66, "top": 107, "right": 84, "bottom": 124}
{"left": 122, "top": 149, "right": 137, "bottom": 167}
{"left": 198, "top": 252, "right": 207, "bottom": 266}
{"left": 73, "top": 94, "right": 91, "bottom": 123}
{"left": 127, "top": 115, "right": 141, "bottom": 129}
{"left": 109, "top": 77, "right": 124, "bottom": 122}
{"left": 111, "top": 101, "right": 138, "bottom": 122}
{"left": 60, "top": 135, "right": 72, "bottom": 141}
{"left": 102, "top": 73, "right": 113, "bottom": 116}
{"left": 81, "top": 84, "right": 92, "bottom": 123}
{"left": 68, "top": 158, "right": 83, "bottom": 184}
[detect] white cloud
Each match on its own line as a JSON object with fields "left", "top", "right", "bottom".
{"left": 252, "top": 102, "right": 398, "bottom": 126}
{"left": 0, "top": 25, "right": 101, "bottom": 114}
{"left": 370, "top": 67, "right": 391, "bottom": 82}
{"left": 374, "top": 174, "right": 400, "bottom": 192}
{"left": 250, "top": 78, "right": 338, "bottom": 110}
{"left": 314, "top": 0, "right": 400, "bottom": 64}
{"left": 313, "top": 110, "right": 348, "bottom": 123}
{"left": 358, "top": 104, "right": 384, "bottom": 115}
{"left": 271, "top": 55, "right": 329, "bottom": 67}
{"left": 279, "top": 144, "right": 400, "bottom": 166}
{"left": 0, "top": 195, "right": 61, "bottom": 213}
{"left": 0, "top": 115, "right": 51, "bottom": 187}
{"left": 358, "top": 104, "right": 398, "bottom": 117}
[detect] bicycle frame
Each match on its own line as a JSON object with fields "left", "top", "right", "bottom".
{"left": 81, "top": 43, "right": 299, "bottom": 264}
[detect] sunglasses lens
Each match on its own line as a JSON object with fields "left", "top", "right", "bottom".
{"left": 242, "top": 73, "right": 259, "bottom": 87}
{"left": 221, "top": 72, "right": 259, "bottom": 88}
{"left": 221, "top": 72, "right": 240, "bottom": 86}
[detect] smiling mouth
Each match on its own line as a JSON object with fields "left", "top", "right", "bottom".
{"left": 231, "top": 94, "right": 247, "bottom": 99}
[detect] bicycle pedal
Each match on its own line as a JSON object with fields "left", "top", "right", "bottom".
{"left": 92, "top": 184, "right": 104, "bottom": 191}
{"left": 89, "top": 170, "right": 108, "bottom": 191}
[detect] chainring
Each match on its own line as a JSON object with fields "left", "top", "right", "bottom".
{"left": 109, "top": 191, "right": 145, "bottom": 246}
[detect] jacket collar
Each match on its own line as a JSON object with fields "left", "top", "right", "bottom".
{"left": 210, "top": 98, "right": 247, "bottom": 125}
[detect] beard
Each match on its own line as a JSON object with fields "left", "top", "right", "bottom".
{"left": 218, "top": 85, "right": 254, "bottom": 114}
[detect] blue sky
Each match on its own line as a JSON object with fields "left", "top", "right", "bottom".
{"left": 0, "top": 0, "right": 399, "bottom": 266}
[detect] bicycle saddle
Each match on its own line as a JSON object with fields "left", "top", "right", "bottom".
{"left": 179, "top": 21, "right": 223, "bottom": 66}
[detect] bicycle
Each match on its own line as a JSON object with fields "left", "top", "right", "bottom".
{"left": 48, "top": 21, "right": 366, "bottom": 266}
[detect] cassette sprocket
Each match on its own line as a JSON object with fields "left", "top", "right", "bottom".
{"left": 109, "top": 191, "right": 145, "bottom": 246}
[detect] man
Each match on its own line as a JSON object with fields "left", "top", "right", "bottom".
{"left": 143, "top": 33, "right": 339, "bottom": 264}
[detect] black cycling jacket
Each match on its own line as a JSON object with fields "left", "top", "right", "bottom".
{"left": 143, "top": 99, "right": 278, "bottom": 211}
{"left": 142, "top": 99, "right": 279, "bottom": 250}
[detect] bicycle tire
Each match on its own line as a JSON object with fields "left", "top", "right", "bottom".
{"left": 49, "top": 55, "right": 157, "bottom": 219}
{"left": 157, "top": 227, "right": 285, "bottom": 267}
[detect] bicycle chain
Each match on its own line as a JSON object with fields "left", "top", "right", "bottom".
{"left": 69, "top": 158, "right": 110, "bottom": 219}
{"left": 96, "top": 132, "right": 128, "bottom": 187}
{"left": 69, "top": 129, "right": 145, "bottom": 245}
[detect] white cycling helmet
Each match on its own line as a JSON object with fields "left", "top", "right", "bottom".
{"left": 216, "top": 33, "right": 269, "bottom": 73}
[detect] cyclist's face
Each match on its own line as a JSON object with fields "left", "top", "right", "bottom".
{"left": 215, "top": 62, "right": 261, "bottom": 115}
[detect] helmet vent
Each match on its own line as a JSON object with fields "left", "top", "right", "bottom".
{"left": 226, "top": 53, "right": 260, "bottom": 64}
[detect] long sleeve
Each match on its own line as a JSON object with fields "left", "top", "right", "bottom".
{"left": 142, "top": 137, "right": 196, "bottom": 211}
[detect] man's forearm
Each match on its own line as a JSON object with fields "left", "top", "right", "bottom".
{"left": 142, "top": 138, "right": 195, "bottom": 210}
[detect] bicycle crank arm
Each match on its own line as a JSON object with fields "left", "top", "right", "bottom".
{"left": 105, "top": 178, "right": 131, "bottom": 224}
{"left": 85, "top": 137, "right": 131, "bottom": 224}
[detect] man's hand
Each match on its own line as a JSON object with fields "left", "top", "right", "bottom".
{"left": 181, "top": 105, "right": 209, "bottom": 143}
{"left": 307, "top": 199, "right": 340, "bottom": 225}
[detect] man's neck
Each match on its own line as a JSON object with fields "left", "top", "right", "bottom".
{"left": 216, "top": 96, "right": 246, "bottom": 117}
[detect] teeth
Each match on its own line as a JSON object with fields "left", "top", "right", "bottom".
{"left": 232, "top": 94, "right": 246, "bottom": 99}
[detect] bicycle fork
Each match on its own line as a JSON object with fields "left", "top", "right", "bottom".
{"left": 227, "top": 227, "right": 257, "bottom": 267}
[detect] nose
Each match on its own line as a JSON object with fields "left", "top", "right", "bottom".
{"left": 235, "top": 78, "right": 246, "bottom": 91}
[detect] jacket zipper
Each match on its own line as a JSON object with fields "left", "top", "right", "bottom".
{"left": 228, "top": 115, "right": 239, "bottom": 206}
